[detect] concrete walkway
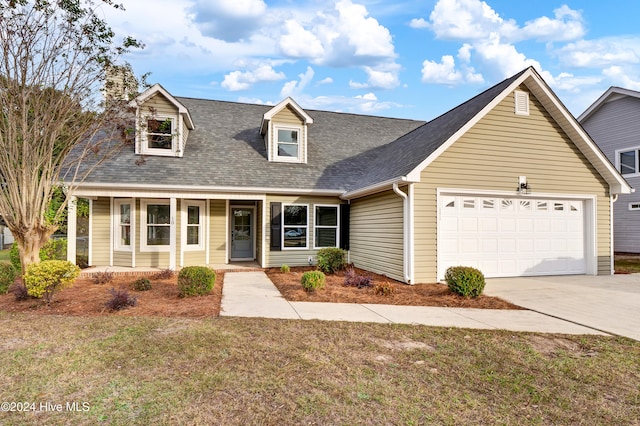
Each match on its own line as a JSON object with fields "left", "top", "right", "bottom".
{"left": 221, "top": 272, "right": 606, "bottom": 336}
{"left": 485, "top": 275, "right": 640, "bottom": 341}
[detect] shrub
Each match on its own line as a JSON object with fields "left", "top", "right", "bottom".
{"left": 444, "top": 266, "right": 485, "bottom": 298}
{"left": 373, "top": 282, "right": 396, "bottom": 296}
{"left": 39, "top": 238, "right": 67, "bottom": 262}
{"left": 92, "top": 271, "right": 114, "bottom": 285}
{"left": 152, "top": 269, "right": 175, "bottom": 280}
{"left": 0, "top": 262, "right": 17, "bottom": 295}
{"left": 9, "top": 239, "right": 69, "bottom": 272}
{"left": 24, "top": 260, "right": 81, "bottom": 303}
{"left": 178, "top": 266, "right": 215, "bottom": 297}
{"left": 316, "top": 248, "right": 347, "bottom": 274}
{"left": 9, "top": 282, "right": 29, "bottom": 301}
{"left": 301, "top": 270, "right": 325, "bottom": 292}
{"left": 280, "top": 264, "right": 290, "bottom": 273}
{"left": 344, "top": 268, "right": 373, "bottom": 288}
{"left": 105, "top": 287, "right": 137, "bottom": 311}
{"left": 132, "top": 277, "right": 152, "bottom": 291}
{"left": 9, "top": 242, "right": 20, "bottom": 271}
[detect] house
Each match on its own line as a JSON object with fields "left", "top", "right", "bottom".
{"left": 66, "top": 67, "right": 631, "bottom": 283}
{"left": 578, "top": 87, "right": 640, "bottom": 253}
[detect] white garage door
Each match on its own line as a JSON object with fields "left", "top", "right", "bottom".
{"left": 439, "top": 195, "right": 586, "bottom": 278}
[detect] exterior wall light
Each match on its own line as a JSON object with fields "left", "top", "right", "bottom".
{"left": 517, "top": 175, "right": 531, "bottom": 194}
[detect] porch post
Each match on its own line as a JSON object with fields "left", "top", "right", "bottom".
{"left": 66, "top": 196, "right": 77, "bottom": 264}
{"left": 170, "top": 197, "right": 177, "bottom": 270}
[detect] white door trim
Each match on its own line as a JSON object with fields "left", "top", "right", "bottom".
{"left": 229, "top": 205, "right": 256, "bottom": 261}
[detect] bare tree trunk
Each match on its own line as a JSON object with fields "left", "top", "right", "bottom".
{"left": 15, "top": 227, "right": 54, "bottom": 273}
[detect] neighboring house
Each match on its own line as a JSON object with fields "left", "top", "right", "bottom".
{"left": 578, "top": 87, "right": 640, "bottom": 253}
{"left": 66, "top": 67, "right": 631, "bottom": 283}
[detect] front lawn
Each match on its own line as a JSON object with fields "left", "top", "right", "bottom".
{"left": 0, "top": 313, "right": 638, "bottom": 425}
{"left": 0, "top": 249, "right": 9, "bottom": 263}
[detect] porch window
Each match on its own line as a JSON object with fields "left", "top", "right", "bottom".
{"left": 314, "top": 205, "right": 339, "bottom": 248}
{"left": 114, "top": 199, "right": 132, "bottom": 251}
{"left": 282, "top": 204, "right": 308, "bottom": 249}
{"left": 141, "top": 200, "right": 171, "bottom": 251}
{"left": 183, "top": 200, "right": 205, "bottom": 250}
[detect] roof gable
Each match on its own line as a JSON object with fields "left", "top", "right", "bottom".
{"left": 133, "top": 83, "right": 195, "bottom": 130}
{"left": 260, "top": 97, "right": 313, "bottom": 135}
{"left": 578, "top": 86, "right": 640, "bottom": 123}
{"left": 343, "top": 67, "right": 631, "bottom": 198}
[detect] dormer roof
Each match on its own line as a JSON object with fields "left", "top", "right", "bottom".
{"left": 260, "top": 97, "right": 313, "bottom": 135}
{"left": 132, "top": 83, "right": 195, "bottom": 130}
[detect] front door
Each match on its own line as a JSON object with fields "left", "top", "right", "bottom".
{"left": 231, "top": 207, "right": 254, "bottom": 260}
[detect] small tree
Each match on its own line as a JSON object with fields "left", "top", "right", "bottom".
{"left": 0, "top": 0, "right": 143, "bottom": 272}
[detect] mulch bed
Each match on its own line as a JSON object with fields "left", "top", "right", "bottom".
{"left": 0, "top": 272, "right": 224, "bottom": 318}
{"left": 266, "top": 266, "right": 523, "bottom": 309}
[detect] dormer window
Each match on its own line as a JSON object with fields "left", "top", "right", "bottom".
{"left": 276, "top": 126, "right": 302, "bottom": 161}
{"left": 131, "top": 83, "right": 195, "bottom": 158}
{"left": 261, "top": 97, "right": 313, "bottom": 164}
{"left": 147, "top": 117, "right": 175, "bottom": 150}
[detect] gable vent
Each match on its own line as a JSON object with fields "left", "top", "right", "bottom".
{"left": 514, "top": 90, "right": 530, "bottom": 116}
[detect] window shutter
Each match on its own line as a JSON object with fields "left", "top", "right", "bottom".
{"left": 270, "top": 202, "right": 282, "bottom": 251}
{"left": 339, "top": 204, "right": 350, "bottom": 250}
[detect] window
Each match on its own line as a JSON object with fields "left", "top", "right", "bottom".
{"left": 282, "top": 204, "right": 308, "bottom": 249}
{"left": 630, "top": 202, "right": 640, "bottom": 211}
{"left": 617, "top": 147, "right": 640, "bottom": 176}
{"left": 275, "top": 126, "right": 301, "bottom": 161}
{"left": 147, "top": 118, "right": 174, "bottom": 149}
{"left": 141, "top": 200, "right": 171, "bottom": 251}
{"left": 314, "top": 205, "right": 339, "bottom": 248}
{"left": 183, "top": 200, "right": 205, "bottom": 250}
{"left": 114, "top": 199, "right": 132, "bottom": 251}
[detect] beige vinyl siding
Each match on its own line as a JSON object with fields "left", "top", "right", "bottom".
{"left": 270, "top": 106, "right": 306, "bottom": 161}
{"left": 145, "top": 93, "right": 178, "bottom": 116}
{"left": 413, "top": 87, "right": 611, "bottom": 282}
{"left": 113, "top": 251, "right": 132, "bottom": 267}
{"left": 265, "top": 195, "right": 343, "bottom": 267}
{"left": 349, "top": 190, "right": 405, "bottom": 282}
{"left": 90, "top": 198, "right": 110, "bottom": 266}
{"left": 209, "top": 200, "right": 227, "bottom": 264}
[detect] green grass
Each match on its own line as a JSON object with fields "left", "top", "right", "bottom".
{"left": 0, "top": 249, "right": 9, "bottom": 263}
{"left": 0, "top": 313, "right": 638, "bottom": 425}
{"left": 615, "top": 255, "right": 640, "bottom": 274}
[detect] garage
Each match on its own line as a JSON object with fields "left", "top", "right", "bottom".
{"left": 438, "top": 194, "right": 589, "bottom": 278}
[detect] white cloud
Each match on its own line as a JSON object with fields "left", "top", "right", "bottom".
{"left": 421, "top": 56, "right": 463, "bottom": 84}
{"left": 473, "top": 32, "right": 542, "bottom": 78}
{"left": 556, "top": 37, "right": 640, "bottom": 68}
{"left": 221, "top": 64, "right": 286, "bottom": 91}
{"left": 280, "top": 67, "right": 315, "bottom": 98}
{"left": 278, "top": 20, "right": 324, "bottom": 58}
{"left": 428, "top": 0, "right": 512, "bottom": 40}
{"left": 409, "top": 18, "right": 429, "bottom": 29}
{"left": 602, "top": 66, "right": 640, "bottom": 91}
{"left": 350, "top": 63, "right": 401, "bottom": 89}
{"left": 277, "top": 0, "right": 396, "bottom": 67}
{"left": 520, "top": 5, "right": 585, "bottom": 42}
{"left": 318, "top": 77, "right": 334, "bottom": 85}
{"left": 191, "top": 0, "right": 267, "bottom": 42}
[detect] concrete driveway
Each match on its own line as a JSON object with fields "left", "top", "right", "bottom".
{"left": 484, "top": 274, "right": 640, "bottom": 341}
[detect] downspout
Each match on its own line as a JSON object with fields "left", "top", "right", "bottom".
{"left": 610, "top": 194, "right": 618, "bottom": 275}
{"left": 393, "top": 183, "right": 413, "bottom": 284}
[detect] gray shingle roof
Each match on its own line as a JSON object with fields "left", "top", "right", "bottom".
{"left": 81, "top": 69, "right": 526, "bottom": 193}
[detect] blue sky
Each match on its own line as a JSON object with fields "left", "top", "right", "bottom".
{"left": 103, "top": 0, "right": 640, "bottom": 120}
